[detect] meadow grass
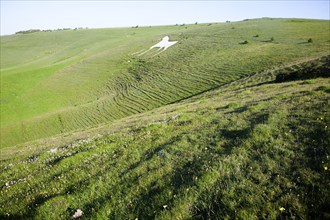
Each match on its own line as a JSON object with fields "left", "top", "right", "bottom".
{"left": 0, "top": 18, "right": 329, "bottom": 219}
{"left": 1, "top": 18, "right": 330, "bottom": 148}
{"left": 0, "top": 57, "right": 329, "bottom": 219}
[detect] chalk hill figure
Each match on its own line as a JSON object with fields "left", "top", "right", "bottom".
{"left": 135, "top": 36, "right": 178, "bottom": 57}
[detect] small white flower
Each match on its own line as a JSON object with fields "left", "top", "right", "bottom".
{"left": 73, "top": 209, "right": 83, "bottom": 218}
{"left": 49, "top": 148, "right": 58, "bottom": 153}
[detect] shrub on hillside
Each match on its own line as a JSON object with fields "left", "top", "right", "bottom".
{"left": 15, "top": 29, "right": 41, "bottom": 34}
{"left": 128, "top": 58, "right": 149, "bottom": 81}
{"left": 275, "top": 55, "right": 330, "bottom": 82}
{"left": 316, "top": 85, "right": 330, "bottom": 94}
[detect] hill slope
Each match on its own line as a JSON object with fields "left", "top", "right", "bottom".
{"left": 1, "top": 18, "right": 330, "bottom": 148}
{"left": 0, "top": 55, "right": 329, "bottom": 219}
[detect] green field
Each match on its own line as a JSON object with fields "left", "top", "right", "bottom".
{"left": 0, "top": 18, "right": 330, "bottom": 219}
{"left": 1, "top": 18, "right": 329, "bottom": 148}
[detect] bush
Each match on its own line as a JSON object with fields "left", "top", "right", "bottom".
{"left": 275, "top": 55, "right": 330, "bottom": 82}
{"left": 15, "top": 29, "right": 40, "bottom": 34}
{"left": 316, "top": 85, "right": 330, "bottom": 93}
{"left": 128, "top": 58, "right": 149, "bottom": 81}
{"left": 308, "top": 38, "right": 313, "bottom": 43}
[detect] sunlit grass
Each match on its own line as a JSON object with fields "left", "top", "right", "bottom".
{"left": 1, "top": 59, "right": 329, "bottom": 218}
{"left": 1, "top": 18, "right": 329, "bottom": 148}
{"left": 0, "top": 18, "right": 329, "bottom": 219}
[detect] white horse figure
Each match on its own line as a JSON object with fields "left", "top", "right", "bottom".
{"left": 136, "top": 36, "right": 178, "bottom": 57}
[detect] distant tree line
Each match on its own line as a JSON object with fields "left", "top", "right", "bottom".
{"left": 15, "top": 27, "right": 88, "bottom": 34}
{"left": 15, "top": 29, "right": 41, "bottom": 34}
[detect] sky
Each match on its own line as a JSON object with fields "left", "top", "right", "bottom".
{"left": 1, "top": 1, "right": 329, "bottom": 36}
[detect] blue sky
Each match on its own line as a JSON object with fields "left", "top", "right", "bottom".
{"left": 1, "top": 1, "right": 329, "bottom": 35}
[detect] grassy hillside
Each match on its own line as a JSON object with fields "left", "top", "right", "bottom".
{"left": 0, "top": 56, "right": 329, "bottom": 219}
{"left": 1, "top": 18, "right": 330, "bottom": 148}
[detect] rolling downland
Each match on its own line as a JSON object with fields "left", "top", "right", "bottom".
{"left": 0, "top": 18, "right": 329, "bottom": 219}
{"left": 1, "top": 18, "right": 329, "bottom": 148}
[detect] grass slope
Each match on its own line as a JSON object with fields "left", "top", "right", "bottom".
{"left": 1, "top": 18, "right": 330, "bottom": 148}
{"left": 0, "top": 55, "right": 329, "bottom": 219}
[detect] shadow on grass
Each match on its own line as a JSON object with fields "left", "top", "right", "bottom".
{"left": 120, "top": 136, "right": 181, "bottom": 178}
{"left": 290, "top": 114, "right": 330, "bottom": 218}
{"left": 130, "top": 112, "right": 271, "bottom": 219}
{"left": 9, "top": 165, "right": 110, "bottom": 219}
{"left": 297, "top": 42, "right": 311, "bottom": 45}
{"left": 0, "top": 214, "right": 28, "bottom": 220}
{"left": 130, "top": 153, "right": 213, "bottom": 219}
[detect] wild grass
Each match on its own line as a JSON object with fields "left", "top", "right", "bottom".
{"left": 0, "top": 60, "right": 329, "bottom": 219}
{"left": 1, "top": 18, "right": 330, "bottom": 148}
{"left": 0, "top": 18, "right": 329, "bottom": 219}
